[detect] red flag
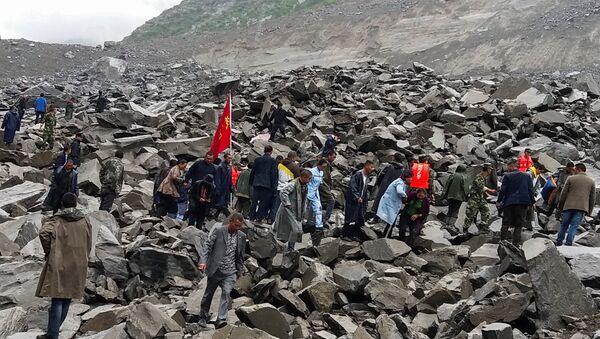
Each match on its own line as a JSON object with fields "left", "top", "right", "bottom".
{"left": 210, "top": 94, "right": 232, "bottom": 156}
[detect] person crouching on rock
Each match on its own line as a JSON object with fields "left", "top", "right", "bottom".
{"left": 197, "top": 213, "right": 247, "bottom": 329}
{"left": 398, "top": 188, "right": 430, "bottom": 247}
{"left": 36, "top": 192, "right": 92, "bottom": 339}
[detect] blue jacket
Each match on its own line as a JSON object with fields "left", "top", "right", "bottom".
{"left": 214, "top": 162, "right": 233, "bottom": 208}
{"left": 376, "top": 178, "right": 408, "bottom": 225}
{"left": 307, "top": 167, "right": 323, "bottom": 201}
{"left": 2, "top": 110, "right": 20, "bottom": 144}
{"left": 35, "top": 97, "right": 47, "bottom": 112}
{"left": 250, "top": 154, "right": 278, "bottom": 190}
{"left": 498, "top": 171, "right": 534, "bottom": 207}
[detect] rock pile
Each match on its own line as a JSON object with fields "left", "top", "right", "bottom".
{"left": 1, "top": 60, "right": 600, "bottom": 338}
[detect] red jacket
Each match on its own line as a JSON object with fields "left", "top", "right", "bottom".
{"left": 232, "top": 167, "right": 240, "bottom": 186}
{"left": 518, "top": 154, "right": 533, "bottom": 173}
{"left": 410, "top": 162, "right": 430, "bottom": 189}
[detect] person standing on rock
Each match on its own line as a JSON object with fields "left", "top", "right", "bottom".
{"left": 99, "top": 150, "right": 124, "bottom": 212}
{"left": 464, "top": 164, "right": 495, "bottom": 232}
{"left": 320, "top": 150, "right": 337, "bottom": 225}
{"left": 399, "top": 188, "right": 430, "bottom": 246}
{"left": 197, "top": 212, "right": 246, "bottom": 329}
{"left": 65, "top": 97, "right": 76, "bottom": 121}
{"left": 442, "top": 164, "right": 468, "bottom": 228}
{"left": 370, "top": 153, "right": 406, "bottom": 223}
{"left": 95, "top": 91, "right": 109, "bottom": 113}
{"left": 186, "top": 151, "right": 217, "bottom": 186}
{"left": 189, "top": 174, "right": 215, "bottom": 229}
{"left": 286, "top": 151, "right": 302, "bottom": 178}
{"left": 153, "top": 159, "right": 177, "bottom": 216}
{"left": 269, "top": 102, "right": 287, "bottom": 141}
{"left": 213, "top": 153, "right": 234, "bottom": 220}
{"left": 556, "top": 163, "right": 596, "bottom": 246}
{"left": 47, "top": 159, "right": 78, "bottom": 214}
{"left": 547, "top": 162, "right": 574, "bottom": 217}
{"left": 270, "top": 157, "right": 293, "bottom": 223}
{"left": 249, "top": 145, "right": 278, "bottom": 223}
{"left": 17, "top": 95, "right": 28, "bottom": 120}
{"left": 410, "top": 155, "right": 435, "bottom": 199}
{"left": 158, "top": 159, "right": 188, "bottom": 219}
{"left": 53, "top": 145, "right": 71, "bottom": 172}
{"left": 518, "top": 148, "right": 534, "bottom": 173}
{"left": 307, "top": 159, "right": 328, "bottom": 231}
{"left": 70, "top": 133, "right": 83, "bottom": 168}
{"left": 342, "top": 160, "right": 376, "bottom": 241}
{"left": 234, "top": 163, "right": 252, "bottom": 216}
{"left": 321, "top": 134, "right": 339, "bottom": 158}
{"left": 42, "top": 105, "right": 57, "bottom": 148}
{"left": 273, "top": 169, "right": 312, "bottom": 251}
{"left": 2, "top": 106, "right": 20, "bottom": 146}
{"left": 34, "top": 93, "right": 47, "bottom": 124}
{"left": 380, "top": 169, "right": 412, "bottom": 238}
{"left": 36, "top": 192, "right": 92, "bottom": 339}
{"left": 497, "top": 159, "right": 534, "bottom": 245}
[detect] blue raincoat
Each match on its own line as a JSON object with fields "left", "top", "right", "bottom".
{"left": 376, "top": 178, "right": 408, "bottom": 225}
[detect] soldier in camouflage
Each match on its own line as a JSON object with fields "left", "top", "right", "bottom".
{"left": 99, "top": 150, "right": 125, "bottom": 211}
{"left": 42, "top": 105, "right": 57, "bottom": 148}
{"left": 464, "top": 164, "right": 496, "bottom": 232}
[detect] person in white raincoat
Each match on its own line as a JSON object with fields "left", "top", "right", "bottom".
{"left": 273, "top": 170, "right": 312, "bottom": 251}
{"left": 379, "top": 169, "right": 413, "bottom": 238}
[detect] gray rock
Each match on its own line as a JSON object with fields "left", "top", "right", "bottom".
{"left": 128, "top": 247, "right": 199, "bottom": 282}
{"left": 440, "top": 109, "right": 466, "bottom": 123}
{"left": 481, "top": 323, "right": 513, "bottom": 339}
{"left": 299, "top": 281, "right": 339, "bottom": 312}
{"left": 532, "top": 110, "right": 567, "bottom": 124}
{"left": 503, "top": 102, "right": 528, "bottom": 118}
{"left": 78, "top": 159, "right": 102, "bottom": 195}
{"left": 461, "top": 90, "right": 489, "bottom": 105}
{"left": 277, "top": 289, "right": 309, "bottom": 317}
{"left": 362, "top": 238, "right": 411, "bottom": 262}
{"left": 323, "top": 313, "right": 358, "bottom": 336}
{"left": 523, "top": 238, "right": 597, "bottom": 329}
{"left": 126, "top": 302, "right": 181, "bottom": 339}
{"left": 0, "top": 307, "right": 27, "bottom": 338}
{"left": 236, "top": 303, "right": 290, "bottom": 339}
{"left": 516, "top": 88, "right": 553, "bottom": 109}
{"left": 492, "top": 78, "right": 532, "bottom": 100}
{"left": 89, "top": 56, "right": 127, "bottom": 80}
{"left": 333, "top": 261, "right": 370, "bottom": 294}
{"left": 78, "top": 323, "right": 129, "bottom": 339}
{"left": 364, "top": 277, "right": 410, "bottom": 310}
{"left": 0, "top": 182, "right": 46, "bottom": 212}
{"left": 569, "top": 254, "right": 600, "bottom": 288}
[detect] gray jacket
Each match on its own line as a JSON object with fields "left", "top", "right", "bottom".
{"left": 200, "top": 226, "right": 246, "bottom": 277}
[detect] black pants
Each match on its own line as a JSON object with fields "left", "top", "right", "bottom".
{"left": 100, "top": 188, "right": 116, "bottom": 212}
{"left": 249, "top": 186, "right": 273, "bottom": 221}
{"left": 446, "top": 199, "right": 463, "bottom": 225}
{"left": 501, "top": 204, "right": 528, "bottom": 245}
{"left": 213, "top": 206, "right": 231, "bottom": 220}
{"left": 270, "top": 125, "right": 286, "bottom": 140}
{"left": 189, "top": 203, "right": 210, "bottom": 229}
{"left": 342, "top": 211, "right": 365, "bottom": 238}
{"left": 398, "top": 214, "right": 418, "bottom": 246}
{"left": 35, "top": 110, "right": 45, "bottom": 124}
{"left": 159, "top": 193, "right": 178, "bottom": 216}
{"left": 235, "top": 197, "right": 251, "bottom": 216}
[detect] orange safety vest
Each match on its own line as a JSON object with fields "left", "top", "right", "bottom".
{"left": 231, "top": 167, "right": 240, "bottom": 186}
{"left": 410, "top": 162, "right": 430, "bottom": 189}
{"left": 518, "top": 154, "right": 533, "bottom": 173}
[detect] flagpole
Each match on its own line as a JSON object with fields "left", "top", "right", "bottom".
{"left": 229, "top": 91, "right": 234, "bottom": 208}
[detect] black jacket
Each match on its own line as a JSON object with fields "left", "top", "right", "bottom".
{"left": 250, "top": 154, "right": 278, "bottom": 190}
{"left": 53, "top": 152, "right": 69, "bottom": 172}
{"left": 271, "top": 108, "right": 287, "bottom": 126}
{"left": 372, "top": 162, "right": 404, "bottom": 211}
{"left": 70, "top": 140, "right": 81, "bottom": 166}
{"left": 186, "top": 160, "right": 217, "bottom": 184}
{"left": 345, "top": 170, "right": 369, "bottom": 223}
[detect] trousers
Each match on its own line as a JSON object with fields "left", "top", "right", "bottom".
{"left": 249, "top": 186, "right": 273, "bottom": 221}
{"left": 47, "top": 298, "right": 72, "bottom": 339}
{"left": 200, "top": 271, "right": 236, "bottom": 322}
{"left": 556, "top": 209, "right": 585, "bottom": 246}
{"left": 99, "top": 188, "right": 116, "bottom": 212}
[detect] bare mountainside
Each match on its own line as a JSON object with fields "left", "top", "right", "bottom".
{"left": 125, "top": 0, "right": 600, "bottom": 75}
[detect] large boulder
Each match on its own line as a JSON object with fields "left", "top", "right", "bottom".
{"left": 89, "top": 56, "right": 128, "bottom": 80}
{"left": 0, "top": 307, "right": 27, "bottom": 338}
{"left": 78, "top": 159, "right": 102, "bottom": 195}
{"left": 125, "top": 302, "right": 182, "bottom": 339}
{"left": 128, "top": 247, "right": 199, "bottom": 282}
{"left": 236, "top": 303, "right": 290, "bottom": 339}
{"left": 523, "top": 238, "right": 597, "bottom": 329}
{"left": 0, "top": 182, "right": 46, "bottom": 212}
{"left": 333, "top": 261, "right": 370, "bottom": 294}
{"left": 362, "top": 238, "right": 411, "bottom": 262}
{"left": 569, "top": 253, "right": 600, "bottom": 288}
{"left": 364, "top": 277, "right": 411, "bottom": 310}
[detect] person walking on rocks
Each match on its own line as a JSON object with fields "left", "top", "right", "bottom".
{"left": 307, "top": 159, "right": 328, "bottom": 230}
{"left": 35, "top": 93, "right": 47, "bottom": 124}
{"left": 189, "top": 174, "right": 215, "bottom": 229}
{"left": 442, "top": 164, "right": 468, "bottom": 228}
{"left": 269, "top": 102, "right": 287, "bottom": 141}
{"left": 70, "top": 133, "right": 83, "bottom": 167}
{"left": 249, "top": 145, "right": 278, "bottom": 223}
{"left": 158, "top": 159, "right": 188, "bottom": 219}
{"left": 270, "top": 157, "right": 293, "bottom": 223}
{"left": 99, "top": 150, "right": 124, "bottom": 212}
{"left": 234, "top": 163, "right": 252, "bottom": 216}
{"left": 285, "top": 151, "right": 301, "bottom": 178}
{"left": 53, "top": 145, "right": 71, "bottom": 172}
{"left": 321, "top": 134, "right": 339, "bottom": 158}
{"left": 497, "top": 159, "right": 534, "bottom": 245}
{"left": 556, "top": 163, "right": 596, "bottom": 246}
{"left": 186, "top": 151, "right": 217, "bottom": 185}
{"left": 399, "top": 188, "right": 430, "bottom": 246}
{"left": 548, "top": 162, "right": 574, "bottom": 217}
{"left": 464, "top": 164, "right": 495, "bottom": 232}
{"left": 42, "top": 105, "right": 57, "bottom": 148}
{"left": 153, "top": 159, "right": 177, "bottom": 216}
{"left": 380, "top": 169, "right": 412, "bottom": 238}
{"left": 197, "top": 213, "right": 246, "bottom": 329}
{"left": 2, "top": 106, "right": 20, "bottom": 146}
{"left": 371, "top": 153, "right": 406, "bottom": 222}
{"left": 320, "top": 150, "right": 337, "bottom": 225}
{"left": 17, "top": 95, "right": 28, "bottom": 120}
{"left": 342, "top": 160, "right": 375, "bottom": 241}
{"left": 410, "top": 155, "right": 435, "bottom": 199}
{"left": 273, "top": 169, "right": 312, "bottom": 251}
{"left": 46, "top": 159, "right": 78, "bottom": 214}
{"left": 213, "top": 153, "right": 234, "bottom": 220}
{"left": 518, "top": 148, "right": 534, "bottom": 173}
{"left": 65, "top": 97, "right": 76, "bottom": 121}
{"left": 36, "top": 192, "right": 92, "bottom": 339}
{"left": 95, "top": 91, "right": 109, "bottom": 113}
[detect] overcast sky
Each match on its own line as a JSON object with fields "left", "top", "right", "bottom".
{"left": 0, "top": 0, "right": 181, "bottom": 45}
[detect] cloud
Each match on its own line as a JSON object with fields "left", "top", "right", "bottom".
{"left": 0, "top": 0, "right": 181, "bottom": 45}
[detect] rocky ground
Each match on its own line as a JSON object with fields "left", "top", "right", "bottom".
{"left": 2, "top": 57, "right": 600, "bottom": 338}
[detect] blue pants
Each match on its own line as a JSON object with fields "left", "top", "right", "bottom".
{"left": 307, "top": 197, "right": 323, "bottom": 229}
{"left": 556, "top": 210, "right": 585, "bottom": 246}
{"left": 249, "top": 186, "right": 273, "bottom": 221}
{"left": 48, "top": 298, "right": 71, "bottom": 339}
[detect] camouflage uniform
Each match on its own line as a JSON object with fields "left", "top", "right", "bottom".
{"left": 464, "top": 175, "right": 490, "bottom": 230}
{"left": 99, "top": 157, "right": 124, "bottom": 211}
{"left": 42, "top": 113, "right": 56, "bottom": 146}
